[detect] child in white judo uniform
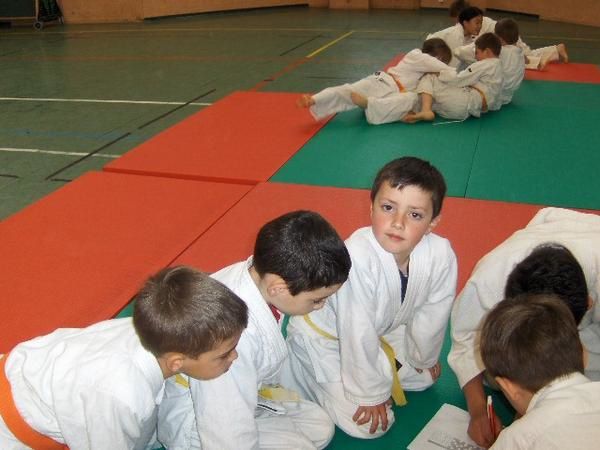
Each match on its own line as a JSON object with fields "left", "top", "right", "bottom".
{"left": 450, "top": 0, "right": 568, "bottom": 69}
{"left": 480, "top": 294, "right": 600, "bottom": 450}
{"left": 426, "top": 6, "right": 484, "bottom": 68}
{"left": 283, "top": 157, "right": 457, "bottom": 438}
{"left": 449, "top": 207, "right": 600, "bottom": 448}
{"left": 297, "top": 38, "right": 453, "bottom": 125}
{"left": 454, "top": 18, "right": 524, "bottom": 107}
{"left": 157, "top": 211, "right": 352, "bottom": 450}
{"left": 0, "top": 266, "right": 248, "bottom": 450}
{"left": 404, "top": 32, "right": 504, "bottom": 123}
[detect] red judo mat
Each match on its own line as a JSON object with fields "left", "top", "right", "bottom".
{"left": 385, "top": 54, "right": 600, "bottom": 84}
{"left": 525, "top": 62, "right": 600, "bottom": 83}
{"left": 174, "top": 181, "right": 549, "bottom": 290}
{"left": 104, "top": 91, "right": 329, "bottom": 185}
{"left": 0, "top": 172, "right": 251, "bottom": 352}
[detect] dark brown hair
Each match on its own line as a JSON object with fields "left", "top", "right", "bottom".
{"left": 133, "top": 266, "right": 248, "bottom": 358}
{"left": 495, "top": 18, "right": 520, "bottom": 45}
{"left": 370, "top": 157, "right": 447, "bottom": 219}
{"left": 480, "top": 293, "right": 584, "bottom": 393}
{"left": 475, "top": 32, "right": 502, "bottom": 57}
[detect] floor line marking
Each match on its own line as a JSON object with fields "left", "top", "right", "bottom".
{"left": 0, "top": 147, "right": 120, "bottom": 158}
{"left": 0, "top": 97, "right": 211, "bottom": 106}
{"left": 307, "top": 31, "right": 355, "bottom": 58}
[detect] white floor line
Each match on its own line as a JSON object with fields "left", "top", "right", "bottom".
{"left": 0, "top": 97, "right": 212, "bottom": 106}
{"left": 0, "top": 147, "right": 120, "bottom": 158}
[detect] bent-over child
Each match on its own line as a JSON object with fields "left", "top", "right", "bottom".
{"left": 158, "top": 210, "right": 352, "bottom": 450}
{"left": 298, "top": 38, "right": 453, "bottom": 125}
{"left": 480, "top": 293, "right": 600, "bottom": 449}
{"left": 449, "top": 207, "right": 600, "bottom": 448}
{"left": 404, "top": 32, "right": 503, "bottom": 123}
{"left": 0, "top": 266, "right": 248, "bottom": 450}
{"left": 283, "top": 157, "right": 457, "bottom": 439}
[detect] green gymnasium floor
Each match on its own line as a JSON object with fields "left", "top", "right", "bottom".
{"left": 2, "top": 5, "right": 600, "bottom": 449}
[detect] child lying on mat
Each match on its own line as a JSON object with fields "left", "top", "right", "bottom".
{"left": 403, "top": 33, "right": 503, "bottom": 123}
{"left": 449, "top": 207, "right": 600, "bottom": 447}
{"left": 480, "top": 293, "right": 600, "bottom": 450}
{"left": 297, "top": 38, "right": 454, "bottom": 125}
{"left": 158, "top": 211, "right": 351, "bottom": 450}
{"left": 0, "top": 266, "right": 247, "bottom": 449}
{"left": 449, "top": 0, "right": 568, "bottom": 70}
{"left": 283, "top": 157, "right": 457, "bottom": 439}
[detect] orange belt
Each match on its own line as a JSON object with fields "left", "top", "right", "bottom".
{"left": 471, "top": 85, "right": 488, "bottom": 112}
{"left": 391, "top": 75, "right": 406, "bottom": 93}
{"left": 0, "top": 354, "right": 68, "bottom": 450}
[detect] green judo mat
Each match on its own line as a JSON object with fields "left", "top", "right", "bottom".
{"left": 271, "top": 107, "right": 482, "bottom": 197}
{"left": 272, "top": 80, "right": 600, "bottom": 210}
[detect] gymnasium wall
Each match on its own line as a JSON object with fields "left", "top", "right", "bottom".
{"left": 56, "top": 0, "right": 599, "bottom": 28}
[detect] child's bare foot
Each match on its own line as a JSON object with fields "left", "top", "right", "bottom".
{"left": 350, "top": 92, "right": 368, "bottom": 109}
{"left": 402, "top": 111, "right": 435, "bottom": 123}
{"left": 538, "top": 57, "right": 549, "bottom": 71}
{"left": 297, "top": 94, "right": 315, "bottom": 108}
{"left": 557, "top": 43, "right": 569, "bottom": 63}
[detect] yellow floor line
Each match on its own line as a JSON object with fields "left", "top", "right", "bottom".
{"left": 306, "top": 31, "right": 355, "bottom": 58}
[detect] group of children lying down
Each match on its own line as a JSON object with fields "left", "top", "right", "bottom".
{"left": 299, "top": 3, "right": 568, "bottom": 125}
{"left": 2, "top": 154, "right": 599, "bottom": 450}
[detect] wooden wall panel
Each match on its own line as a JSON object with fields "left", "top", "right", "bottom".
{"left": 371, "top": 0, "right": 419, "bottom": 10}
{"left": 329, "top": 0, "right": 369, "bottom": 9}
{"left": 59, "top": 0, "right": 142, "bottom": 23}
{"left": 142, "top": 0, "right": 306, "bottom": 19}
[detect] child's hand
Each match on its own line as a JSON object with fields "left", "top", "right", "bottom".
{"left": 352, "top": 399, "right": 392, "bottom": 434}
{"left": 468, "top": 410, "right": 502, "bottom": 448}
{"left": 415, "top": 362, "right": 441, "bottom": 381}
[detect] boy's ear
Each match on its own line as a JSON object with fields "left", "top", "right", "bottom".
{"left": 495, "top": 376, "right": 519, "bottom": 401}
{"left": 266, "top": 276, "right": 289, "bottom": 298}
{"left": 427, "top": 215, "right": 441, "bottom": 233}
{"left": 165, "top": 352, "right": 186, "bottom": 374}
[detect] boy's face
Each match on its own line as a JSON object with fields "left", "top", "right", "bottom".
{"left": 463, "top": 15, "right": 483, "bottom": 36}
{"left": 270, "top": 284, "right": 342, "bottom": 316}
{"left": 181, "top": 331, "right": 242, "bottom": 380}
{"left": 370, "top": 182, "right": 439, "bottom": 266}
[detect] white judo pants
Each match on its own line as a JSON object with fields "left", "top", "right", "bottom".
{"left": 417, "top": 73, "right": 482, "bottom": 120}
{"left": 282, "top": 319, "right": 434, "bottom": 439}
{"left": 309, "top": 71, "right": 418, "bottom": 124}
{"left": 157, "top": 377, "right": 333, "bottom": 450}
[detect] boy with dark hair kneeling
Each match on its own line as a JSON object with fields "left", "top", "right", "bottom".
{"left": 284, "top": 157, "right": 457, "bottom": 439}
{"left": 404, "top": 32, "right": 503, "bottom": 123}
{"left": 158, "top": 210, "right": 352, "bottom": 450}
{"left": 0, "top": 267, "right": 247, "bottom": 449}
{"left": 480, "top": 293, "right": 600, "bottom": 449}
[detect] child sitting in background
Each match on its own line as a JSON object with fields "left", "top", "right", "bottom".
{"left": 404, "top": 32, "right": 504, "bottom": 123}
{"left": 283, "top": 157, "right": 457, "bottom": 439}
{"left": 449, "top": 0, "right": 568, "bottom": 69}
{"left": 480, "top": 293, "right": 600, "bottom": 449}
{"left": 0, "top": 266, "right": 247, "bottom": 450}
{"left": 158, "top": 210, "right": 352, "bottom": 450}
{"left": 298, "top": 38, "right": 453, "bottom": 125}
{"left": 427, "top": 6, "right": 484, "bottom": 68}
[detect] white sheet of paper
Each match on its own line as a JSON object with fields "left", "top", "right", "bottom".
{"left": 407, "top": 403, "right": 485, "bottom": 450}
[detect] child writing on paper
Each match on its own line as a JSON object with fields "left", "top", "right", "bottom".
{"left": 158, "top": 211, "right": 352, "bottom": 450}
{"left": 284, "top": 157, "right": 457, "bottom": 439}
{"left": 404, "top": 33, "right": 503, "bottom": 123}
{"left": 449, "top": 0, "right": 568, "bottom": 70}
{"left": 449, "top": 207, "right": 600, "bottom": 448}
{"left": 297, "top": 38, "right": 453, "bottom": 125}
{"left": 0, "top": 266, "right": 248, "bottom": 450}
{"left": 480, "top": 293, "right": 600, "bottom": 449}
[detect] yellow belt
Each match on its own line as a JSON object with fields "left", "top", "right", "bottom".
{"left": 303, "top": 315, "right": 407, "bottom": 406}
